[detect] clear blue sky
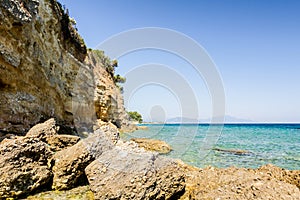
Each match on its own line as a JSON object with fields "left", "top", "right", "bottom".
{"left": 58, "top": 0, "right": 300, "bottom": 122}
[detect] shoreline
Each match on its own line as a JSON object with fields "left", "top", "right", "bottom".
{"left": 140, "top": 122, "right": 300, "bottom": 125}
{"left": 123, "top": 124, "right": 300, "bottom": 171}
{"left": 0, "top": 119, "right": 299, "bottom": 199}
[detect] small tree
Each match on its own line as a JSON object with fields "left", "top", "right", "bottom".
{"left": 92, "top": 50, "right": 115, "bottom": 76}
{"left": 127, "top": 111, "right": 143, "bottom": 123}
{"left": 111, "top": 59, "right": 118, "bottom": 68}
{"left": 114, "top": 74, "right": 126, "bottom": 83}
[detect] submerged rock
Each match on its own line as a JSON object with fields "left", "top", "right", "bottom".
{"left": 0, "top": 136, "right": 52, "bottom": 198}
{"left": 131, "top": 138, "right": 172, "bottom": 154}
{"left": 213, "top": 147, "right": 252, "bottom": 155}
{"left": 136, "top": 125, "right": 148, "bottom": 130}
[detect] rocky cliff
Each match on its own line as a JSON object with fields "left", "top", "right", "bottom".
{"left": 0, "top": 0, "right": 133, "bottom": 137}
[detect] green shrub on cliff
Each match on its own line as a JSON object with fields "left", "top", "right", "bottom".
{"left": 114, "top": 74, "right": 126, "bottom": 93}
{"left": 128, "top": 111, "right": 143, "bottom": 123}
{"left": 114, "top": 74, "right": 126, "bottom": 83}
{"left": 92, "top": 50, "right": 117, "bottom": 76}
{"left": 92, "top": 50, "right": 125, "bottom": 93}
{"left": 112, "top": 59, "right": 118, "bottom": 68}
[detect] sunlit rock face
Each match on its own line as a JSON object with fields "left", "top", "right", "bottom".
{"left": 0, "top": 0, "right": 133, "bottom": 136}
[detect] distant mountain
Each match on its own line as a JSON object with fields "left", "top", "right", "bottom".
{"left": 166, "top": 117, "right": 199, "bottom": 123}
{"left": 222, "top": 115, "right": 254, "bottom": 123}
{"left": 166, "top": 115, "right": 253, "bottom": 123}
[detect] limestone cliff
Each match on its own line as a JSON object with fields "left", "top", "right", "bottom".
{"left": 0, "top": 0, "right": 133, "bottom": 136}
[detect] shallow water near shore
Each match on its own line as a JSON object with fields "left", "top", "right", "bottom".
{"left": 122, "top": 124, "right": 300, "bottom": 170}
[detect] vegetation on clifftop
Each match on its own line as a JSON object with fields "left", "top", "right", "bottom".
{"left": 91, "top": 49, "right": 126, "bottom": 93}
{"left": 127, "top": 111, "right": 143, "bottom": 123}
{"left": 52, "top": 0, "right": 87, "bottom": 61}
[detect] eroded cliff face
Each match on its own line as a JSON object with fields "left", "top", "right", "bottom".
{"left": 0, "top": 0, "right": 133, "bottom": 136}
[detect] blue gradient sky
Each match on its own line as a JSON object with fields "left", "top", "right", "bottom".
{"left": 58, "top": 0, "right": 300, "bottom": 122}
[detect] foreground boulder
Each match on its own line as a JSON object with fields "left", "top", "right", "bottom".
{"left": 26, "top": 118, "right": 59, "bottom": 140}
{"left": 0, "top": 137, "right": 52, "bottom": 198}
{"left": 26, "top": 118, "right": 80, "bottom": 152}
{"left": 0, "top": 119, "right": 82, "bottom": 198}
{"left": 85, "top": 140, "right": 185, "bottom": 200}
{"left": 52, "top": 131, "right": 114, "bottom": 190}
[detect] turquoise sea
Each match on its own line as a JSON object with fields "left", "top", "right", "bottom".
{"left": 122, "top": 124, "right": 300, "bottom": 170}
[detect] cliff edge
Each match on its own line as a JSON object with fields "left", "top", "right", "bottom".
{"left": 0, "top": 0, "right": 133, "bottom": 137}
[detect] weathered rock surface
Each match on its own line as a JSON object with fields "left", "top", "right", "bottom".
{"left": 26, "top": 118, "right": 80, "bottom": 151}
{"left": 94, "top": 120, "right": 120, "bottom": 144}
{"left": 0, "top": 119, "right": 83, "bottom": 198}
{"left": 26, "top": 118, "right": 59, "bottom": 140}
{"left": 179, "top": 162, "right": 300, "bottom": 200}
{"left": 1, "top": 122, "right": 299, "bottom": 199}
{"left": 257, "top": 164, "right": 300, "bottom": 189}
{"left": 85, "top": 140, "right": 185, "bottom": 200}
{"left": 0, "top": 0, "right": 134, "bottom": 136}
{"left": 0, "top": 136, "right": 52, "bottom": 198}
{"left": 47, "top": 134, "right": 80, "bottom": 152}
{"left": 131, "top": 138, "right": 172, "bottom": 154}
{"left": 52, "top": 131, "right": 114, "bottom": 190}
{"left": 85, "top": 52, "right": 135, "bottom": 133}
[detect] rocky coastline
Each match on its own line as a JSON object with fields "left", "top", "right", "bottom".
{"left": 0, "top": 119, "right": 299, "bottom": 199}
{"left": 0, "top": 0, "right": 299, "bottom": 199}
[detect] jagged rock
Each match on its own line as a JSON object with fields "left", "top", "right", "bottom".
{"left": 86, "top": 52, "right": 135, "bottom": 133}
{"left": 26, "top": 118, "right": 59, "bottom": 140}
{"left": 94, "top": 120, "right": 120, "bottom": 144}
{"left": 52, "top": 131, "right": 114, "bottom": 190}
{"left": 257, "top": 164, "right": 300, "bottom": 189}
{"left": 26, "top": 118, "right": 80, "bottom": 151}
{"left": 85, "top": 140, "right": 185, "bottom": 200}
{"left": 0, "top": 136, "right": 52, "bottom": 198}
{"left": 179, "top": 163, "right": 300, "bottom": 200}
{"left": 0, "top": 43, "right": 20, "bottom": 67}
{"left": 0, "top": 132, "right": 16, "bottom": 142}
{"left": 131, "top": 138, "right": 172, "bottom": 154}
{"left": 0, "top": 0, "right": 39, "bottom": 24}
{"left": 46, "top": 134, "right": 80, "bottom": 152}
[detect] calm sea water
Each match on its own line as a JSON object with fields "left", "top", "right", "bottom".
{"left": 122, "top": 124, "right": 300, "bottom": 170}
